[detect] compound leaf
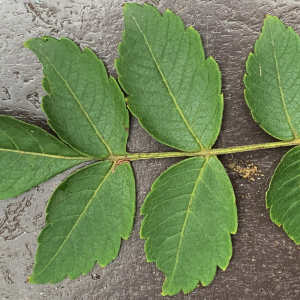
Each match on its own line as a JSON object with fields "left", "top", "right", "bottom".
{"left": 29, "top": 160, "right": 135, "bottom": 284}
{"left": 0, "top": 115, "right": 88, "bottom": 200}
{"left": 24, "top": 37, "right": 129, "bottom": 159}
{"left": 141, "top": 156, "right": 237, "bottom": 296}
{"left": 267, "top": 146, "right": 300, "bottom": 244}
{"left": 116, "top": 3, "right": 222, "bottom": 151}
{"left": 245, "top": 16, "right": 300, "bottom": 140}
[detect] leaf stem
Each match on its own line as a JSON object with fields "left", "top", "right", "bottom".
{"left": 108, "top": 139, "right": 300, "bottom": 161}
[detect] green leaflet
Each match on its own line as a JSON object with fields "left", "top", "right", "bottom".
{"left": 24, "top": 37, "right": 129, "bottom": 159}
{"left": 245, "top": 16, "right": 300, "bottom": 140}
{"left": 116, "top": 3, "right": 223, "bottom": 151}
{"left": 0, "top": 116, "right": 88, "bottom": 200}
{"left": 266, "top": 146, "right": 300, "bottom": 244}
{"left": 29, "top": 161, "right": 135, "bottom": 284}
{"left": 141, "top": 156, "right": 237, "bottom": 296}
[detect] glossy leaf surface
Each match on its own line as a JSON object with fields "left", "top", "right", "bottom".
{"left": 116, "top": 3, "right": 223, "bottom": 151}
{"left": 25, "top": 37, "right": 129, "bottom": 158}
{"left": 29, "top": 161, "right": 135, "bottom": 283}
{"left": 245, "top": 16, "right": 300, "bottom": 140}
{"left": 0, "top": 116, "right": 87, "bottom": 200}
{"left": 267, "top": 146, "right": 300, "bottom": 244}
{"left": 141, "top": 156, "right": 237, "bottom": 296}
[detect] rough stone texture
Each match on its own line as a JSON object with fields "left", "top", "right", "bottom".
{"left": 1, "top": 0, "right": 300, "bottom": 299}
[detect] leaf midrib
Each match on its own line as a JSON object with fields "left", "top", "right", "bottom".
{"left": 0, "top": 148, "right": 90, "bottom": 160}
{"left": 34, "top": 48, "right": 113, "bottom": 155}
{"left": 166, "top": 157, "right": 209, "bottom": 289}
{"left": 32, "top": 162, "right": 115, "bottom": 280}
{"left": 130, "top": 14, "right": 204, "bottom": 150}
{"left": 267, "top": 20, "right": 298, "bottom": 139}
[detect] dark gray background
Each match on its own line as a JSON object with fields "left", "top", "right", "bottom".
{"left": 1, "top": 0, "right": 300, "bottom": 299}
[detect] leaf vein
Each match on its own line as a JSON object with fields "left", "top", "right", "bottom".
{"left": 34, "top": 48, "right": 113, "bottom": 155}
{"left": 267, "top": 20, "right": 298, "bottom": 139}
{"left": 33, "top": 162, "right": 115, "bottom": 278}
{"left": 130, "top": 13, "right": 204, "bottom": 150}
{"left": 166, "top": 157, "right": 208, "bottom": 289}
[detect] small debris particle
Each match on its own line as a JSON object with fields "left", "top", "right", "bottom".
{"left": 91, "top": 274, "right": 100, "bottom": 280}
{"left": 259, "top": 65, "right": 262, "bottom": 76}
{"left": 226, "top": 159, "right": 262, "bottom": 182}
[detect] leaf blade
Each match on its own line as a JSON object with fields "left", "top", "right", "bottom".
{"left": 245, "top": 15, "right": 300, "bottom": 140}
{"left": 116, "top": 3, "right": 223, "bottom": 151}
{"left": 24, "top": 37, "right": 129, "bottom": 158}
{"left": 140, "top": 156, "right": 237, "bottom": 296}
{"left": 0, "top": 116, "right": 87, "bottom": 200}
{"left": 266, "top": 146, "right": 300, "bottom": 244}
{"left": 29, "top": 160, "right": 135, "bottom": 284}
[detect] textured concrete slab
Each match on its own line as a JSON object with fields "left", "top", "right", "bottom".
{"left": 1, "top": 0, "right": 300, "bottom": 299}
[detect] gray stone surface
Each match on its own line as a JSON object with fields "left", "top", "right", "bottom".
{"left": 1, "top": 0, "right": 300, "bottom": 299}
